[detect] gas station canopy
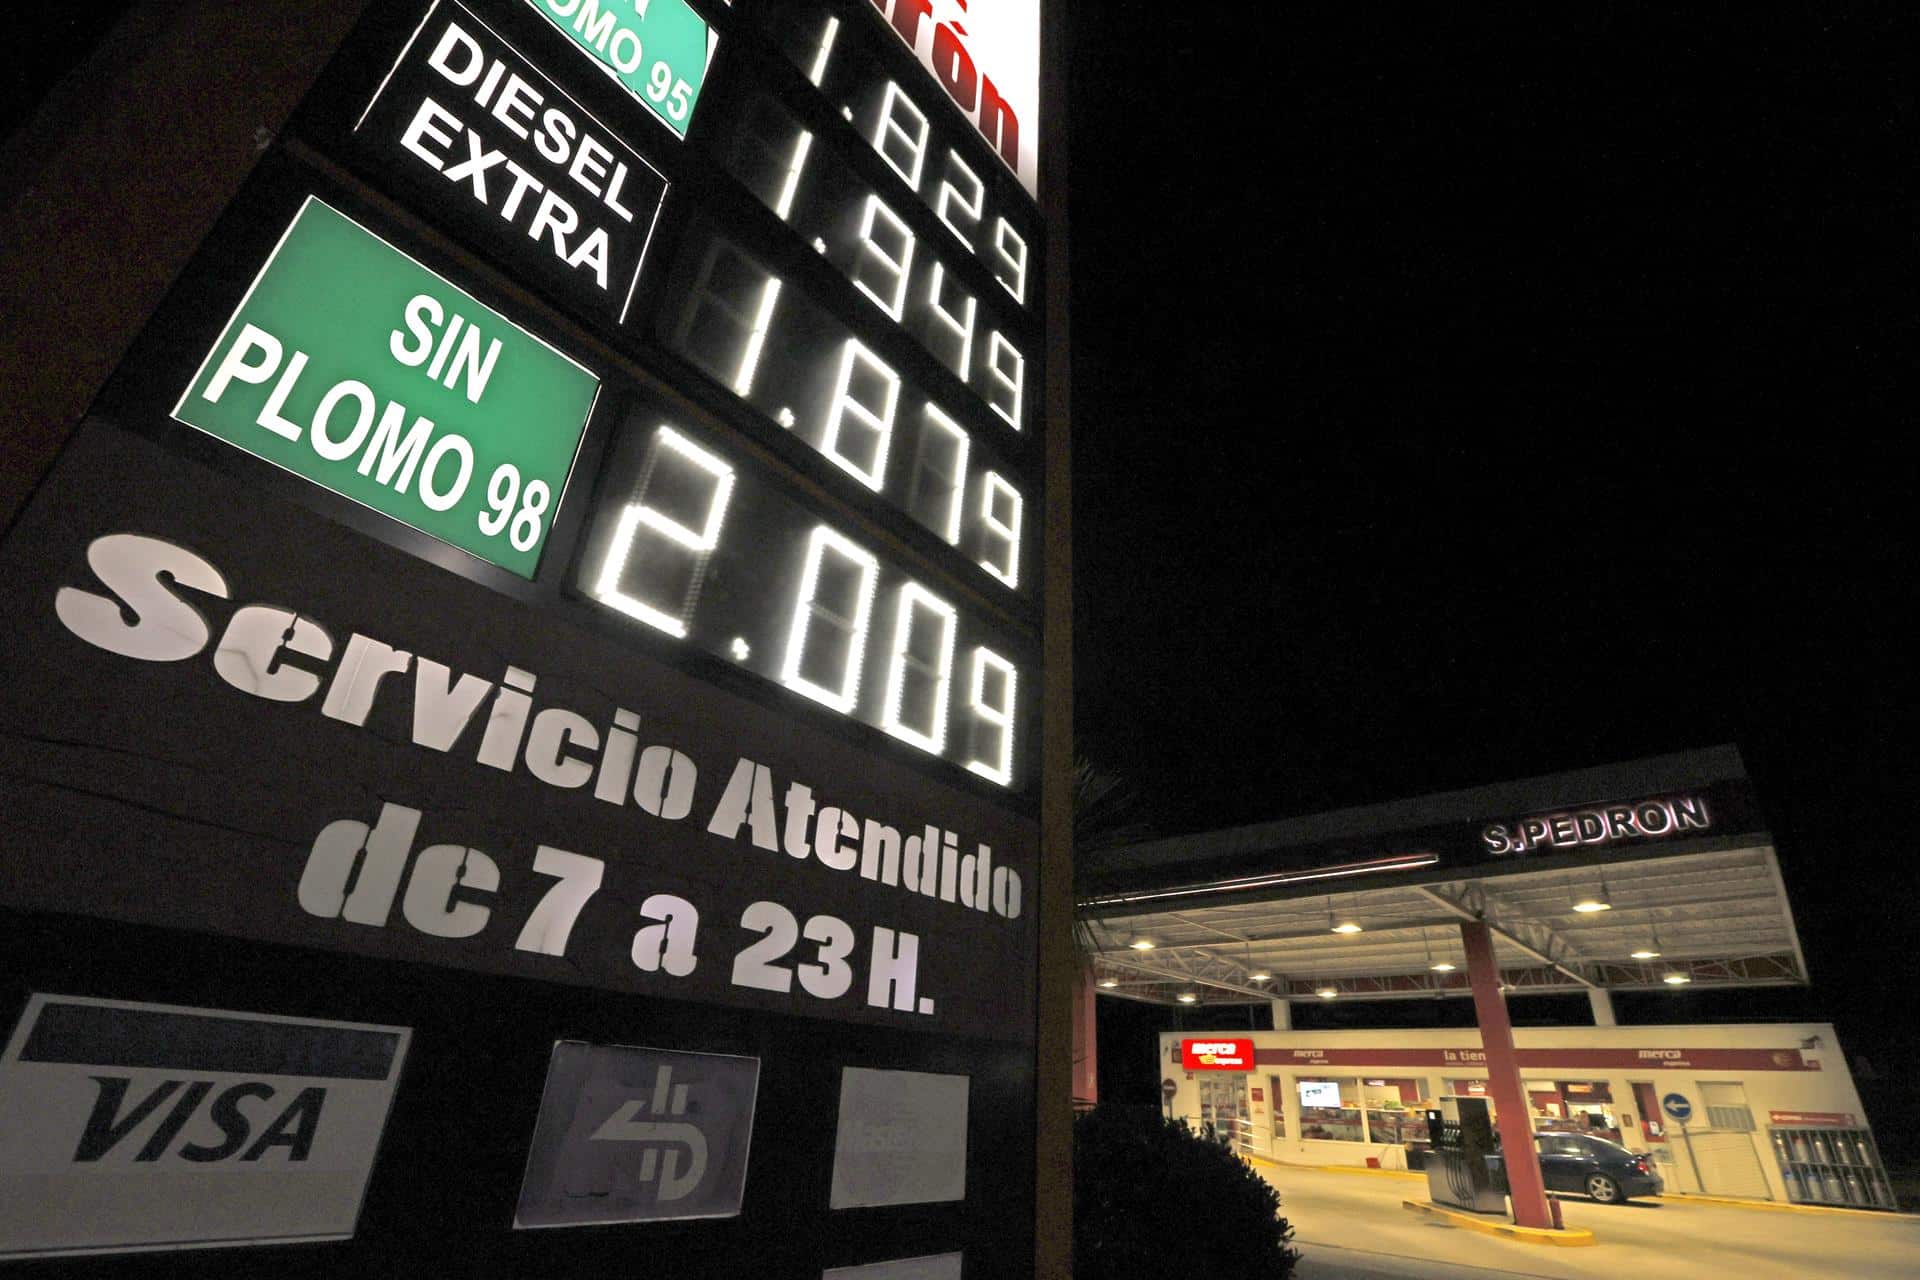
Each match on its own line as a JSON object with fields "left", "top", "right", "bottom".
{"left": 1078, "top": 747, "right": 1806, "bottom": 1006}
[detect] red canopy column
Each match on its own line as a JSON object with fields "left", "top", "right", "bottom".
{"left": 1460, "top": 920, "right": 1555, "bottom": 1229}
{"left": 1071, "top": 965, "right": 1098, "bottom": 1106}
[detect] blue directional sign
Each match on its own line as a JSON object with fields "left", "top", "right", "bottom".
{"left": 1661, "top": 1092, "right": 1694, "bottom": 1123}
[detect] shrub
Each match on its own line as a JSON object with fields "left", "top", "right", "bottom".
{"left": 1074, "top": 1108, "right": 1299, "bottom": 1278}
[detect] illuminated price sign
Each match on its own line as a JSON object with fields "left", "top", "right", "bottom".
{"left": 174, "top": 197, "right": 600, "bottom": 579}
{"left": 579, "top": 388, "right": 1028, "bottom": 786}
{"left": 721, "top": 90, "right": 1030, "bottom": 432}
{"left": 766, "top": 2, "right": 1036, "bottom": 303}
{"left": 657, "top": 223, "right": 1029, "bottom": 597}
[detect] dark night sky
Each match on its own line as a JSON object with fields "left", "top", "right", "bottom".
{"left": 1063, "top": 3, "right": 1917, "bottom": 1142}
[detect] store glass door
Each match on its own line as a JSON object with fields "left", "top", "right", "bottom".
{"left": 1198, "top": 1075, "right": 1249, "bottom": 1146}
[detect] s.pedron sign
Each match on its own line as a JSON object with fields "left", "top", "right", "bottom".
{"left": 1481, "top": 793, "right": 1711, "bottom": 856}
{"left": 174, "top": 197, "right": 600, "bottom": 579}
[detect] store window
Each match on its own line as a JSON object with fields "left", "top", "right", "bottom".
{"left": 1361, "top": 1078, "right": 1429, "bottom": 1146}
{"left": 1296, "top": 1077, "right": 1363, "bottom": 1142}
{"left": 1535, "top": 1080, "right": 1621, "bottom": 1143}
{"left": 1700, "top": 1081, "right": 1756, "bottom": 1132}
{"left": 1630, "top": 1082, "right": 1667, "bottom": 1142}
{"left": 1269, "top": 1075, "right": 1285, "bottom": 1139}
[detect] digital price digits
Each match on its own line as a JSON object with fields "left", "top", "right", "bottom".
{"left": 770, "top": 4, "right": 1035, "bottom": 306}
{"left": 582, "top": 412, "right": 1023, "bottom": 786}
{"left": 723, "top": 90, "right": 1029, "bottom": 435}
{"left": 660, "top": 225, "right": 1025, "bottom": 595}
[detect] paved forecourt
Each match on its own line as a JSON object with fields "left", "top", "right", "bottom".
{"left": 1250, "top": 1160, "right": 1919, "bottom": 1280}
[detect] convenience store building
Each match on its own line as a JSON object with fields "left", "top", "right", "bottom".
{"left": 1157, "top": 1023, "right": 1889, "bottom": 1208}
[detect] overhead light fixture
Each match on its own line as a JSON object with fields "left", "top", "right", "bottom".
{"left": 1328, "top": 895, "right": 1362, "bottom": 933}
{"left": 1331, "top": 920, "right": 1364, "bottom": 934}
{"left": 1097, "top": 978, "right": 1119, "bottom": 989}
{"left": 1177, "top": 992, "right": 1198, "bottom": 1004}
{"left": 1630, "top": 948, "right": 1662, "bottom": 961}
{"left": 1663, "top": 972, "right": 1692, "bottom": 986}
{"left": 1571, "top": 871, "right": 1612, "bottom": 913}
{"left": 1423, "top": 929, "right": 1455, "bottom": 972}
{"left": 1248, "top": 970, "right": 1271, "bottom": 982}
{"left": 1430, "top": 961, "right": 1457, "bottom": 973}
{"left": 1316, "top": 985, "right": 1339, "bottom": 999}
{"left": 1128, "top": 936, "right": 1156, "bottom": 951}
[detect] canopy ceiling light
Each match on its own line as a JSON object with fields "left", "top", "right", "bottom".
{"left": 1570, "top": 871, "right": 1613, "bottom": 913}
{"left": 1663, "top": 972, "right": 1693, "bottom": 986}
{"left": 1423, "top": 928, "right": 1456, "bottom": 972}
{"left": 1316, "top": 985, "right": 1340, "bottom": 999}
{"left": 1241, "top": 942, "right": 1269, "bottom": 985}
{"left": 1097, "top": 978, "right": 1119, "bottom": 989}
{"left": 1328, "top": 896, "right": 1363, "bottom": 934}
{"left": 1177, "top": 992, "right": 1198, "bottom": 1004}
{"left": 1128, "top": 936, "right": 1156, "bottom": 951}
{"left": 1631, "top": 925, "right": 1665, "bottom": 961}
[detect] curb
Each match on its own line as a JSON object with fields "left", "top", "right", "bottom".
{"left": 1401, "top": 1198, "right": 1598, "bottom": 1246}
{"left": 1653, "top": 1192, "right": 1919, "bottom": 1221}
{"left": 1243, "top": 1153, "right": 1423, "bottom": 1181}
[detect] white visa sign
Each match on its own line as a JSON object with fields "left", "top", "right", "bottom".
{"left": 870, "top": 0, "right": 1040, "bottom": 196}
{"left": 0, "top": 995, "right": 409, "bottom": 1260}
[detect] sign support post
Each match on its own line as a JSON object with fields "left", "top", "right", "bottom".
{"left": 1036, "top": 0, "right": 1075, "bottom": 1273}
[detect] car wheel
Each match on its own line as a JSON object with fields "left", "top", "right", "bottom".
{"left": 1586, "top": 1174, "right": 1623, "bottom": 1204}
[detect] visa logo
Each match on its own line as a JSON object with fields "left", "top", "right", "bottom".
{"left": 74, "top": 1076, "right": 327, "bottom": 1164}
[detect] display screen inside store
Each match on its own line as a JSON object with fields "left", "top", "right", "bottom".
{"left": 577, "top": 388, "right": 1030, "bottom": 788}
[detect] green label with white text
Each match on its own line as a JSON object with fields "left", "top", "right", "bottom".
{"left": 521, "top": 0, "right": 713, "bottom": 138}
{"left": 174, "top": 197, "right": 600, "bottom": 578}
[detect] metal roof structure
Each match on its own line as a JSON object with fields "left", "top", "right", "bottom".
{"left": 1077, "top": 746, "right": 1808, "bottom": 1007}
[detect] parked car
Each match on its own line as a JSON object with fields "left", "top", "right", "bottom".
{"left": 1533, "top": 1132, "right": 1664, "bottom": 1203}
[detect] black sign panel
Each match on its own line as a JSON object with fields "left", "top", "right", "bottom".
{"left": 351, "top": 0, "right": 669, "bottom": 325}
{"left": 0, "top": 423, "right": 1037, "bottom": 1044}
